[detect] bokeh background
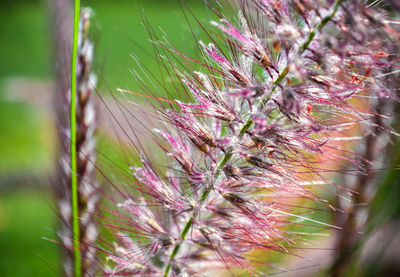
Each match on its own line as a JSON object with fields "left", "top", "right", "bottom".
{"left": 1, "top": 0, "right": 399, "bottom": 276}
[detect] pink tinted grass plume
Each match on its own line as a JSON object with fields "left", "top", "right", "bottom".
{"left": 98, "top": 0, "right": 400, "bottom": 276}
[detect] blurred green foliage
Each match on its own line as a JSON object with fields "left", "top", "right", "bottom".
{"left": 0, "top": 190, "right": 60, "bottom": 276}
{"left": 0, "top": 1, "right": 51, "bottom": 78}
{"left": 0, "top": 100, "right": 51, "bottom": 174}
{"left": 88, "top": 0, "right": 212, "bottom": 92}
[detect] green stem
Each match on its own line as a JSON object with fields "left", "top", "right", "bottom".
{"left": 70, "top": 0, "right": 81, "bottom": 276}
{"left": 300, "top": 0, "right": 343, "bottom": 53}
{"left": 163, "top": 217, "right": 193, "bottom": 277}
{"left": 162, "top": 1, "right": 344, "bottom": 275}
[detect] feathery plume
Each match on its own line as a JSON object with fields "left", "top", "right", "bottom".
{"left": 98, "top": 0, "right": 400, "bottom": 276}
{"left": 52, "top": 5, "right": 99, "bottom": 276}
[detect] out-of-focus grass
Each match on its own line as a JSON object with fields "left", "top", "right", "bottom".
{"left": 0, "top": 190, "right": 60, "bottom": 276}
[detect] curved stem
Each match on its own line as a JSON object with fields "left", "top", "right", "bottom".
{"left": 70, "top": 0, "right": 81, "bottom": 276}
{"left": 162, "top": 1, "right": 344, "bottom": 275}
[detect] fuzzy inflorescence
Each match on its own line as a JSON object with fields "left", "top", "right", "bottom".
{"left": 55, "top": 8, "right": 99, "bottom": 277}
{"left": 100, "top": 0, "right": 400, "bottom": 276}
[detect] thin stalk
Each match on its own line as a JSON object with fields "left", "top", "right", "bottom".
{"left": 300, "top": 0, "right": 343, "bottom": 53}
{"left": 162, "top": 1, "right": 344, "bottom": 275}
{"left": 70, "top": 0, "right": 81, "bottom": 276}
